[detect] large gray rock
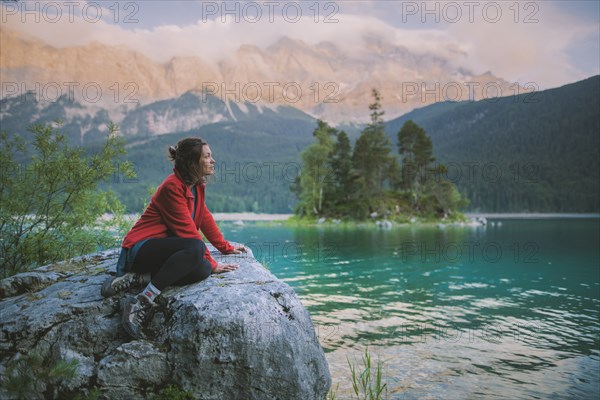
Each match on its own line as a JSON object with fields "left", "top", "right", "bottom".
{"left": 0, "top": 246, "right": 331, "bottom": 399}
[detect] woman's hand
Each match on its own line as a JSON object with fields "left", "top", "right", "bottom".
{"left": 229, "top": 245, "right": 248, "bottom": 254}
{"left": 213, "top": 263, "right": 239, "bottom": 274}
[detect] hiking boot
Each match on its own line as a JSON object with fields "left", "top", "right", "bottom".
{"left": 121, "top": 294, "right": 156, "bottom": 339}
{"left": 101, "top": 273, "right": 145, "bottom": 298}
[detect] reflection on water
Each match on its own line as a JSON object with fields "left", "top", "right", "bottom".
{"left": 223, "top": 219, "right": 600, "bottom": 399}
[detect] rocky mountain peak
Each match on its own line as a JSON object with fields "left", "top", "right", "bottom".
{"left": 1, "top": 27, "right": 527, "bottom": 123}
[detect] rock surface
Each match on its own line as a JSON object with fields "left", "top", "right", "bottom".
{"left": 0, "top": 246, "right": 331, "bottom": 399}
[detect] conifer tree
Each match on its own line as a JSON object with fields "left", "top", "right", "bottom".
{"left": 352, "top": 89, "right": 396, "bottom": 212}
{"left": 295, "top": 120, "right": 337, "bottom": 216}
{"left": 327, "top": 130, "right": 355, "bottom": 215}
{"left": 398, "top": 120, "right": 465, "bottom": 214}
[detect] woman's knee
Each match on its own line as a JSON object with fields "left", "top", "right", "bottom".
{"left": 195, "top": 261, "right": 213, "bottom": 281}
{"left": 184, "top": 239, "right": 211, "bottom": 279}
{"left": 175, "top": 260, "right": 212, "bottom": 286}
{"left": 182, "top": 238, "right": 206, "bottom": 262}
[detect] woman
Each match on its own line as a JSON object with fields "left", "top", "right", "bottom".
{"left": 101, "top": 137, "right": 246, "bottom": 339}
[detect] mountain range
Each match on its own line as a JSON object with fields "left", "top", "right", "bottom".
{"left": 1, "top": 23, "right": 597, "bottom": 213}
{"left": 1, "top": 27, "right": 527, "bottom": 124}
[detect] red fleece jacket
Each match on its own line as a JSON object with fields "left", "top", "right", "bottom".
{"left": 121, "top": 169, "right": 234, "bottom": 269}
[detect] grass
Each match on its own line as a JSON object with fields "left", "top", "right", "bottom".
{"left": 326, "top": 346, "right": 388, "bottom": 400}
{"left": 154, "top": 384, "right": 193, "bottom": 400}
{"left": 327, "top": 383, "right": 340, "bottom": 400}
{"left": 3, "top": 352, "right": 79, "bottom": 398}
{"left": 259, "top": 260, "right": 271, "bottom": 270}
{"left": 44, "top": 258, "right": 93, "bottom": 274}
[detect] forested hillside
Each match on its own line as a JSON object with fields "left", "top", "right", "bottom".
{"left": 385, "top": 76, "right": 600, "bottom": 212}
{"left": 108, "top": 116, "right": 317, "bottom": 213}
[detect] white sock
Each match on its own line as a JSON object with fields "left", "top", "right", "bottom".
{"left": 141, "top": 282, "right": 161, "bottom": 302}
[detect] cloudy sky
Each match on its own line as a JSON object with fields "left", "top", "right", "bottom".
{"left": 2, "top": 0, "right": 599, "bottom": 88}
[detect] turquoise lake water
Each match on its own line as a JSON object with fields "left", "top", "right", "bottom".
{"left": 221, "top": 218, "right": 600, "bottom": 399}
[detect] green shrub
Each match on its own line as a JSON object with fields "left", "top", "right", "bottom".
{"left": 0, "top": 122, "right": 135, "bottom": 277}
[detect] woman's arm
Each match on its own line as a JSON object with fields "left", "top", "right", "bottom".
{"left": 200, "top": 205, "right": 237, "bottom": 253}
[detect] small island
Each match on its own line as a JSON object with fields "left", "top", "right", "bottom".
{"left": 291, "top": 89, "right": 468, "bottom": 226}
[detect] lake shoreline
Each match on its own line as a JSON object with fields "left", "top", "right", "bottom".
{"left": 212, "top": 213, "right": 293, "bottom": 221}
{"left": 466, "top": 213, "right": 600, "bottom": 219}
{"left": 212, "top": 212, "right": 600, "bottom": 222}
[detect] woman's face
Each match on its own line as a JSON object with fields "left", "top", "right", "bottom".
{"left": 200, "top": 145, "right": 215, "bottom": 176}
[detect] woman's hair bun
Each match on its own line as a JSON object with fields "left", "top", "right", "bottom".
{"left": 168, "top": 145, "right": 177, "bottom": 161}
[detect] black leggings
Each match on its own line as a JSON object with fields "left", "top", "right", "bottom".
{"left": 130, "top": 237, "right": 212, "bottom": 291}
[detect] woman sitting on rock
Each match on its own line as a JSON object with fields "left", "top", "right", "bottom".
{"left": 101, "top": 137, "right": 246, "bottom": 339}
